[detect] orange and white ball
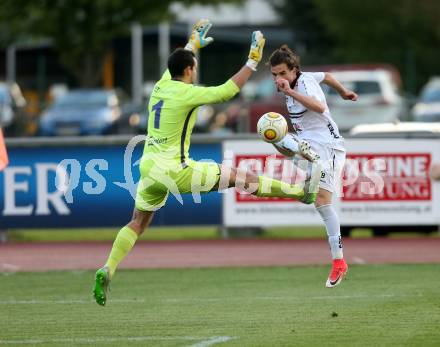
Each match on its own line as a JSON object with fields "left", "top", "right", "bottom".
{"left": 256, "top": 112, "right": 288, "bottom": 143}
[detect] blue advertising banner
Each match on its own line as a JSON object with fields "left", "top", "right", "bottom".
{"left": 0, "top": 138, "right": 222, "bottom": 228}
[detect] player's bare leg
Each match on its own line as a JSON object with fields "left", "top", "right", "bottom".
{"left": 315, "top": 189, "right": 348, "bottom": 287}
{"left": 217, "top": 165, "right": 313, "bottom": 203}
{"left": 93, "top": 209, "right": 154, "bottom": 306}
{"left": 272, "top": 133, "right": 321, "bottom": 203}
{"left": 128, "top": 209, "right": 155, "bottom": 236}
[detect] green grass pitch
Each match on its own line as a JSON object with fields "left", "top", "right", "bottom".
{"left": 1, "top": 264, "right": 440, "bottom": 346}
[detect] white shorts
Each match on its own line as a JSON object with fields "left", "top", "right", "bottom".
{"left": 309, "top": 141, "right": 346, "bottom": 193}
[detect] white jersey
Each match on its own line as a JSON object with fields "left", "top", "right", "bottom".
{"left": 285, "top": 72, "right": 345, "bottom": 151}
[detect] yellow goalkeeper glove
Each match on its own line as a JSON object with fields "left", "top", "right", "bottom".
{"left": 185, "top": 19, "right": 214, "bottom": 52}
{"left": 246, "top": 31, "right": 265, "bottom": 71}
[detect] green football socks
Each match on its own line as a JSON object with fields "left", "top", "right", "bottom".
{"left": 255, "top": 176, "right": 304, "bottom": 199}
{"left": 105, "top": 226, "right": 138, "bottom": 278}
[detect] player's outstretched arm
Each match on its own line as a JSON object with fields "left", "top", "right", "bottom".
{"left": 323, "top": 73, "right": 358, "bottom": 101}
{"left": 160, "top": 19, "right": 214, "bottom": 81}
{"left": 185, "top": 19, "right": 214, "bottom": 52}
{"left": 230, "top": 31, "right": 266, "bottom": 88}
{"left": 184, "top": 31, "right": 265, "bottom": 106}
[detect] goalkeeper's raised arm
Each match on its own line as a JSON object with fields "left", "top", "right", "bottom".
{"left": 159, "top": 19, "right": 265, "bottom": 96}
{"left": 231, "top": 30, "right": 266, "bottom": 88}
{"left": 160, "top": 19, "right": 265, "bottom": 107}
{"left": 184, "top": 19, "right": 266, "bottom": 84}
{"left": 185, "top": 19, "right": 266, "bottom": 89}
{"left": 184, "top": 19, "right": 214, "bottom": 52}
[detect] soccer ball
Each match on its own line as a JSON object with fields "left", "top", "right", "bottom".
{"left": 257, "top": 112, "right": 288, "bottom": 143}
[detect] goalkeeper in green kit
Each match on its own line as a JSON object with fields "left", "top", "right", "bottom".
{"left": 93, "top": 19, "right": 321, "bottom": 306}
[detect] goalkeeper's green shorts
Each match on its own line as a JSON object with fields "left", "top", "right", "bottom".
{"left": 135, "top": 158, "right": 221, "bottom": 211}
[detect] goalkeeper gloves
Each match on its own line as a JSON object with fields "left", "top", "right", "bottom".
{"left": 185, "top": 19, "right": 214, "bottom": 52}
{"left": 246, "top": 31, "right": 265, "bottom": 71}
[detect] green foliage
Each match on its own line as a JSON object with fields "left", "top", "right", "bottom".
{"left": 272, "top": 0, "right": 334, "bottom": 64}
{"left": 0, "top": 0, "right": 241, "bottom": 87}
{"left": 314, "top": 0, "right": 440, "bottom": 92}
{"left": 273, "top": 0, "right": 440, "bottom": 92}
{"left": 1, "top": 265, "right": 440, "bottom": 346}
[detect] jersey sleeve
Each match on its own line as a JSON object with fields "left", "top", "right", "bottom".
{"left": 298, "top": 75, "right": 324, "bottom": 102}
{"left": 309, "top": 72, "right": 325, "bottom": 84}
{"left": 184, "top": 79, "right": 240, "bottom": 106}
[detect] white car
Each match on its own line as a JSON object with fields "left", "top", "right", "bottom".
{"left": 325, "top": 69, "right": 406, "bottom": 132}
{"left": 412, "top": 77, "right": 440, "bottom": 122}
{"left": 350, "top": 121, "right": 440, "bottom": 138}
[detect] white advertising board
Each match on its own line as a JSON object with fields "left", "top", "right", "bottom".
{"left": 222, "top": 139, "right": 440, "bottom": 227}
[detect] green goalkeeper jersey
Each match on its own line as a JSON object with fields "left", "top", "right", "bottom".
{"left": 144, "top": 70, "right": 240, "bottom": 164}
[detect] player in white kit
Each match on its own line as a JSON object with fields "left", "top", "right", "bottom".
{"left": 268, "top": 45, "right": 358, "bottom": 287}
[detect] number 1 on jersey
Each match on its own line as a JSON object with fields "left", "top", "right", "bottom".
{"left": 152, "top": 100, "right": 164, "bottom": 129}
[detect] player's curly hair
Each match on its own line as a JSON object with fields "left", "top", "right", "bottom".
{"left": 268, "top": 45, "right": 301, "bottom": 70}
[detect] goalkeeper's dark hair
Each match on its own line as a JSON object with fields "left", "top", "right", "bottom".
{"left": 168, "top": 48, "right": 196, "bottom": 77}
{"left": 268, "top": 45, "right": 301, "bottom": 70}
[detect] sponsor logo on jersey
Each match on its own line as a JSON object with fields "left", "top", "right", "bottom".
{"left": 327, "top": 122, "right": 340, "bottom": 139}
{"left": 147, "top": 136, "right": 168, "bottom": 146}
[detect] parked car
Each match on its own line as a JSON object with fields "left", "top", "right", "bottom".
{"left": 349, "top": 121, "right": 440, "bottom": 138}
{"left": 245, "top": 65, "right": 406, "bottom": 132}
{"left": 220, "top": 77, "right": 286, "bottom": 133}
{"left": 39, "top": 89, "right": 142, "bottom": 136}
{"left": 0, "top": 82, "right": 27, "bottom": 135}
{"left": 325, "top": 69, "right": 407, "bottom": 132}
{"left": 412, "top": 77, "right": 440, "bottom": 122}
{"left": 116, "top": 101, "right": 148, "bottom": 135}
{"left": 210, "top": 65, "right": 408, "bottom": 135}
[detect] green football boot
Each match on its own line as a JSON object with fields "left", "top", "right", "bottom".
{"left": 300, "top": 162, "right": 322, "bottom": 205}
{"left": 300, "top": 191, "right": 317, "bottom": 204}
{"left": 93, "top": 267, "right": 110, "bottom": 306}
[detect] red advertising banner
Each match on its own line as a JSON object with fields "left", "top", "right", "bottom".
{"left": 234, "top": 154, "right": 305, "bottom": 203}
{"left": 342, "top": 153, "right": 431, "bottom": 201}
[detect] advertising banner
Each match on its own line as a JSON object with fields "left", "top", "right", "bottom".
{"left": 223, "top": 139, "right": 440, "bottom": 227}
{"left": 339, "top": 140, "right": 439, "bottom": 226}
{"left": 0, "top": 138, "right": 222, "bottom": 228}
